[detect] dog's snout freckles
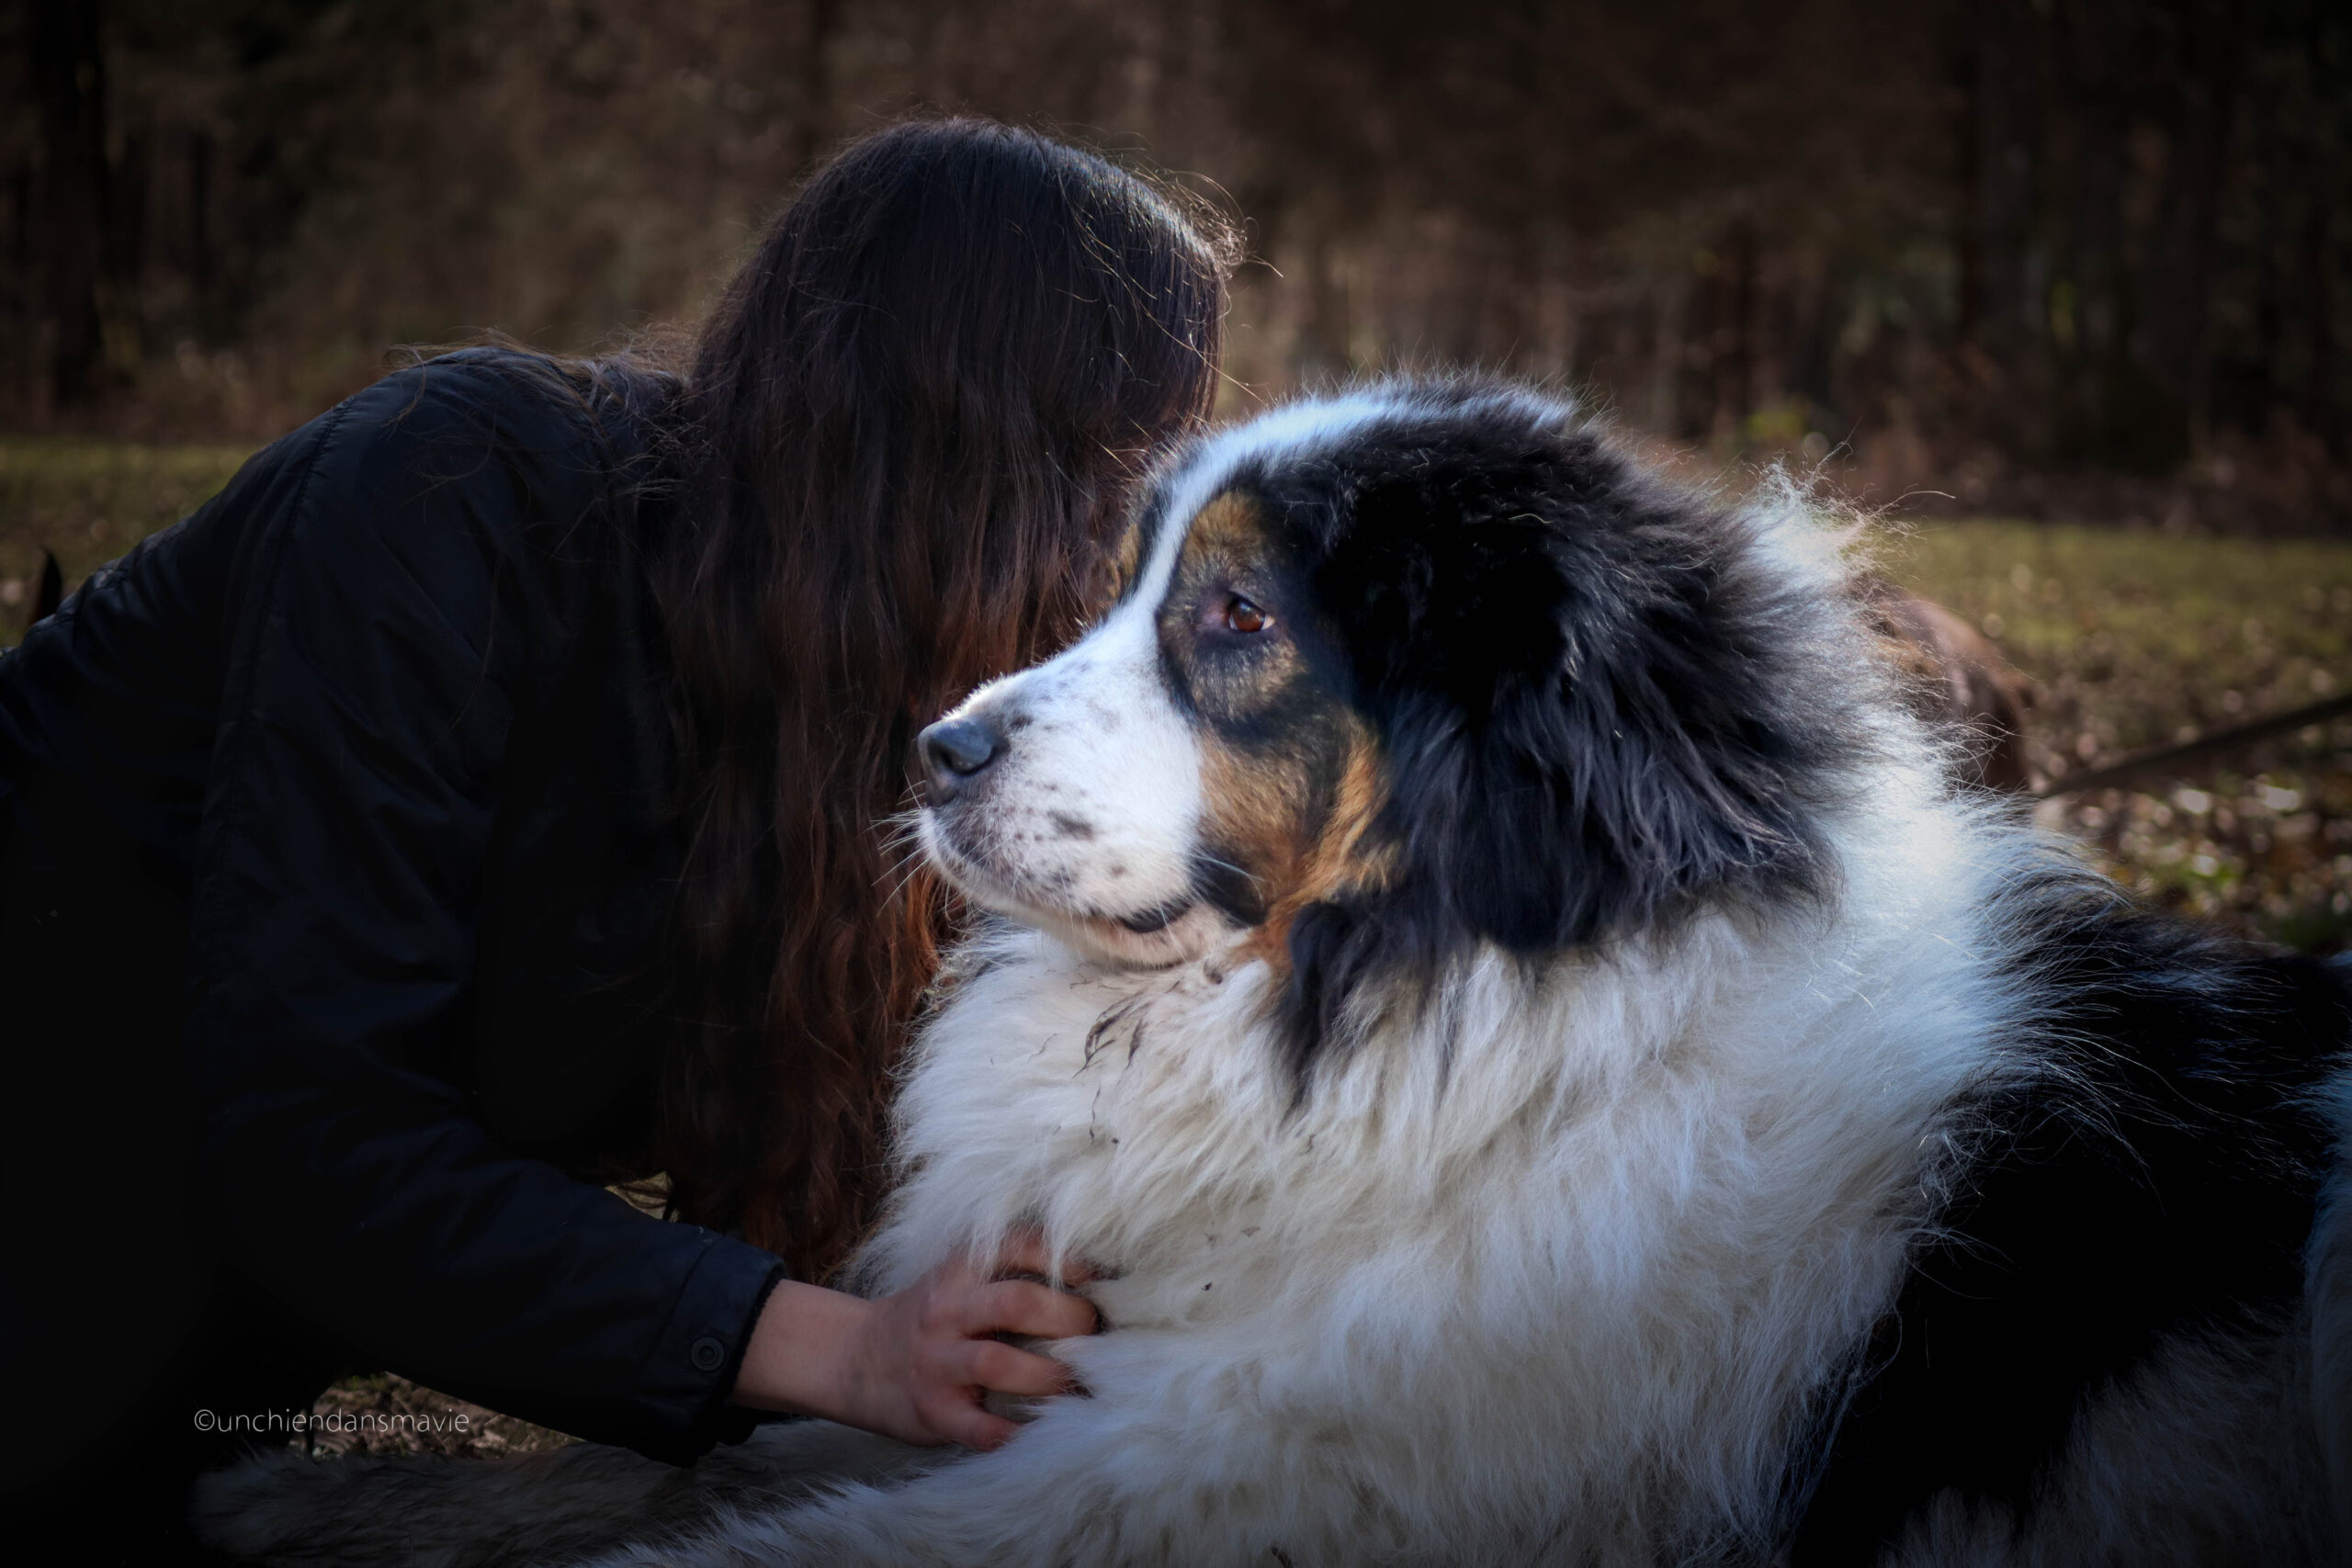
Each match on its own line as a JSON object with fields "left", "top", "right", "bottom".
{"left": 912, "top": 607, "right": 1211, "bottom": 955}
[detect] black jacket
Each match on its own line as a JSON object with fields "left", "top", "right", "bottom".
{"left": 0, "top": 350, "right": 784, "bottom": 1463}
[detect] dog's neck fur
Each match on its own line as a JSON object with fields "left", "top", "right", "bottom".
{"left": 858, "top": 764, "right": 2025, "bottom": 1550}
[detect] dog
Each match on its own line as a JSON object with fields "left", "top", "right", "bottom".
{"left": 1862, "top": 581, "right": 2033, "bottom": 792}
{"left": 201, "top": 380, "right": 2351, "bottom": 1566}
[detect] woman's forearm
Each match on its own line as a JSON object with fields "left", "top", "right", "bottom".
{"left": 730, "top": 1280, "right": 873, "bottom": 1418}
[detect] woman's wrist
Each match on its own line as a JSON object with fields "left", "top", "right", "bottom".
{"left": 729, "top": 1278, "right": 873, "bottom": 1420}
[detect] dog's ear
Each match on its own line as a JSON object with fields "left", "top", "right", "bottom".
{"left": 1313, "top": 427, "right": 1851, "bottom": 964}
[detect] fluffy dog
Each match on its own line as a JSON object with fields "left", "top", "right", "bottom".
{"left": 203, "top": 381, "right": 2352, "bottom": 1567}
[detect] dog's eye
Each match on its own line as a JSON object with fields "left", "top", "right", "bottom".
{"left": 1223, "top": 595, "right": 1271, "bottom": 635}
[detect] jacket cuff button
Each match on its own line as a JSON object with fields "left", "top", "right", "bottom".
{"left": 689, "top": 1336, "right": 726, "bottom": 1373}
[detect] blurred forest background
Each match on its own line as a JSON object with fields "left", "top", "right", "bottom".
{"left": 2, "top": 0, "right": 2349, "bottom": 961}
{"left": 4, "top": 0, "right": 2349, "bottom": 527}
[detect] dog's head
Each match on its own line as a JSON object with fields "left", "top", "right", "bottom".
{"left": 917, "top": 381, "right": 1869, "bottom": 1070}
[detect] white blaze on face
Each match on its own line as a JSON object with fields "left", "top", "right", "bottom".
{"left": 918, "top": 511, "right": 1215, "bottom": 967}
{"left": 918, "top": 391, "right": 1417, "bottom": 968}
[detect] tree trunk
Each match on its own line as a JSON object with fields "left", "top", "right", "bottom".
{"left": 30, "top": 0, "right": 110, "bottom": 408}
{"left": 2137, "top": 0, "right": 2240, "bottom": 458}
{"left": 794, "top": 0, "right": 839, "bottom": 177}
{"left": 2304, "top": 204, "right": 2337, "bottom": 457}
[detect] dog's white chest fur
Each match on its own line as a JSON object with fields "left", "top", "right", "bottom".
{"left": 823, "top": 793, "right": 2012, "bottom": 1564}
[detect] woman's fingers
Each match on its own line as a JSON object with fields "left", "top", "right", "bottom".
{"left": 899, "top": 1336, "right": 1072, "bottom": 1450}
{"left": 957, "top": 1277, "right": 1098, "bottom": 1342}
{"left": 960, "top": 1337, "right": 1080, "bottom": 1399}
{"left": 858, "top": 1237, "right": 1102, "bottom": 1451}
{"left": 922, "top": 1394, "right": 1023, "bottom": 1452}
{"left": 994, "top": 1230, "right": 1098, "bottom": 1288}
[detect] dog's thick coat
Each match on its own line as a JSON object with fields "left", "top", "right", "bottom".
{"left": 201, "top": 382, "right": 2352, "bottom": 1567}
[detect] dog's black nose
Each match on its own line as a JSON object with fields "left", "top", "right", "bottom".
{"left": 919, "top": 716, "right": 1002, "bottom": 802}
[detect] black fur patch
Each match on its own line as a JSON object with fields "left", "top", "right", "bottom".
{"left": 1213, "top": 385, "right": 1871, "bottom": 1077}
{"left": 1786, "top": 869, "right": 2352, "bottom": 1561}
{"left": 1188, "top": 844, "right": 1271, "bottom": 929}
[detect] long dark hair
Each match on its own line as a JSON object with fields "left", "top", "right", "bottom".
{"left": 653, "top": 119, "right": 1237, "bottom": 1279}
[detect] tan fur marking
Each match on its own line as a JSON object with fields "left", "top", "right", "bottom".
{"left": 1182, "top": 491, "right": 1269, "bottom": 567}
{"left": 1211, "top": 725, "right": 1390, "bottom": 969}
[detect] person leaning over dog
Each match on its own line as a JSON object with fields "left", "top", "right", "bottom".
{"left": 0, "top": 118, "right": 1236, "bottom": 1555}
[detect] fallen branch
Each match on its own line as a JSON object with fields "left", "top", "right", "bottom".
{"left": 2036, "top": 688, "right": 2352, "bottom": 798}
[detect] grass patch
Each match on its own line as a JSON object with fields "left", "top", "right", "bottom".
{"left": 1887, "top": 519, "right": 2352, "bottom": 953}
{"left": 1888, "top": 521, "right": 2351, "bottom": 761}
{"left": 0, "top": 435, "right": 254, "bottom": 621}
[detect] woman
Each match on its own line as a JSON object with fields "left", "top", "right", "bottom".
{"left": 0, "top": 118, "right": 1236, "bottom": 1551}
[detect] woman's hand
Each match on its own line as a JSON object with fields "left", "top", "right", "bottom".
{"left": 731, "top": 1233, "right": 1098, "bottom": 1450}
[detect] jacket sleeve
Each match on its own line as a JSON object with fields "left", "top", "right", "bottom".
{"left": 185, "top": 360, "right": 784, "bottom": 1464}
